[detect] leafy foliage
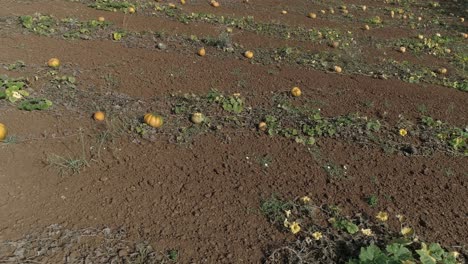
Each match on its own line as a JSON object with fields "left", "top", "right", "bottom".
{"left": 18, "top": 98, "right": 53, "bottom": 111}
{"left": 0, "top": 76, "right": 28, "bottom": 102}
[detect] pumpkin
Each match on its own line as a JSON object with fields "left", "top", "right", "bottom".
{"left": 198, "top": 47, "right": 206, "bottom": 56}
{"left": 334, "top": 66, "right": 342, "bottom": 73}
{"left": 191, "top": 112, "right": 205, "bottom": 124}
{"left": 291, "top": 87, "right": 301, "bottom": 97}
{"left": 211, "top": 1, "right": 220, "bottom": 7}
{"left": 399, "top": 46, "right": 406, "bottom": 53}
{"left": 94, "top": 111, "right": 105, "bottom": 121}
{"left": 244, "top": 51, "right": 254, "bottom": 59}
{"left": 258, "top": 122, "right": 267, "bottom": 131}
{"left": 98, "top": 17, "right": 105, "bottom": 22}
{"left": 144, "top": 113, "right": 163, "bottom": 128}
{"left": 281, "top": 10, "right": 287, "bottom": 15}
{"left": 47, "top": 58, "right": 60, "bottom": 68}
{"left": 128, "top": 7, "right": 136, "bottom": 13}
{"left": 181, "top": 0, "right": 186, "bottom": 4}
{"left": 308, "top": 13, "right": 317, "bottom": 19}
{"left": 0, "top": 123, "right": 7, "bottom": 141}
{"left": 437, "top": 68, "right": 447, "bottom": 74}
{"left": 363, "top": 24, "right": 370, "bottom": 30}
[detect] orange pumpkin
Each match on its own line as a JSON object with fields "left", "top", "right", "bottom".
{"left": 198, "top": 47, "right": 206, "bottom": 56}
{"left": 0, "top": 123, "right": 7, "bottom": 141}
{"left": 47, "top": 58, "right": 60, "bottom": 68}
{"left": 93, "top": 111, "right": 105, "bottom": 121}
{"left": 144, "top": 113, "right": 164, "bottom": 128}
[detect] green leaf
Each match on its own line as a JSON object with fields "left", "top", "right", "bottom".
{"left": 359, "top": 244, "right": 384, "bottom": 261}
{"left": 386, "top": 243, "right": 412, "bottom": 260}
{"left": 18, "top": 98, "right": 52, "bottom": 111}
{"left": 345, "top": 221, "right": 359, "bottom": 234}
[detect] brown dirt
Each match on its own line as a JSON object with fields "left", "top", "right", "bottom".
{"left": 1, "top": 0, "right": 467, "bottom": 263}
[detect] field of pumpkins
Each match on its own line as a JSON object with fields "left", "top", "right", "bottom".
{"left": 0, "top": 0, "right": 467, "bottom": 263}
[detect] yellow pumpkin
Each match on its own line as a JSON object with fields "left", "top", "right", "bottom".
{"left": 98, "top": 17, "right": 105, "bottom": 22}
{"left": 94, "top": 111, "right": 105, "bottom": 121}
{"left": 258, "top": 122, "right": 267, "bottom": 131}
{"left": 0, "top": 123, "right": 7, "bottom": 141}
{"left": 47, "top": 58, "right": 60, "bottom": 68}
{"left": 144, "top": 113, "right": 163, "bottom": 128}
{"left": 291, "top": 87, "right": 301, "bottom": 97}
{"left": 308, "top": 13, "right": 317, "bottom": 19}
{"left": 437, "top": 68, "right": 447, "bottom": 74}
{"left": 244, "top": 50, "right": 254, "bottom": 59}
{"left": 334, "top": 65, "right": 342, "bottom": 73}
{"left": 128, "top": 7, "right": 136, "bottom": 13}
{"left": 191, "top": 112, "right": 205, "bottom": 124}
{"left": 211, "top": 1, "right": 220, "bottom": 7}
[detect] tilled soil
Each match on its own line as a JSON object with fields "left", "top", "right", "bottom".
{"left": 0, "top": 0, "right": 467, "bottom": 263}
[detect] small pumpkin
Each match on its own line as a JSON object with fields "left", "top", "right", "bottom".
{"left": 399, "top": 46, "right": 406, "bottom": 53}
{"left": 291, "top": 87, "right": 302, "bottom": 97}
{"left": 98, "top": 17, "right": 105, "bottom": 22}
{"left": 94, "top": 111, "right": 105, "bottom": 121}
{"left": 0, "top": 123, "right": 7, "bottom": 141}
{"left": 244, "top": 50, "right": 254, "bottom": 59}
{"left": 334, "top": 65, "right": 342, "bottom": 73}
{"left": 330, "top": 41, "right": 339, "bottom": 48}
{"left": 144, "top": 113, "right": 163, "bottom": 128}
{"left": 47, "top": 58, "right": 60, "bottom": 68}
{"left": 211, "top": 0, "right": 220, "bottom": 7}
{"left": 198, "top": 47, "right": 206, "bottom": 56}
{"left": 128, "top": 7, "right": 136, "bottom": 13}
{"left": 308, "top": 13, "right": 317, "bottom": 19}
{"left": 258, "top": 122, "right": 267, "bottom": 131}
{"left": 191, "top": 112, "right": 205, "bottom": 124}
{"left": 437, "top": 68, "right": 447, "bottom": 74}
